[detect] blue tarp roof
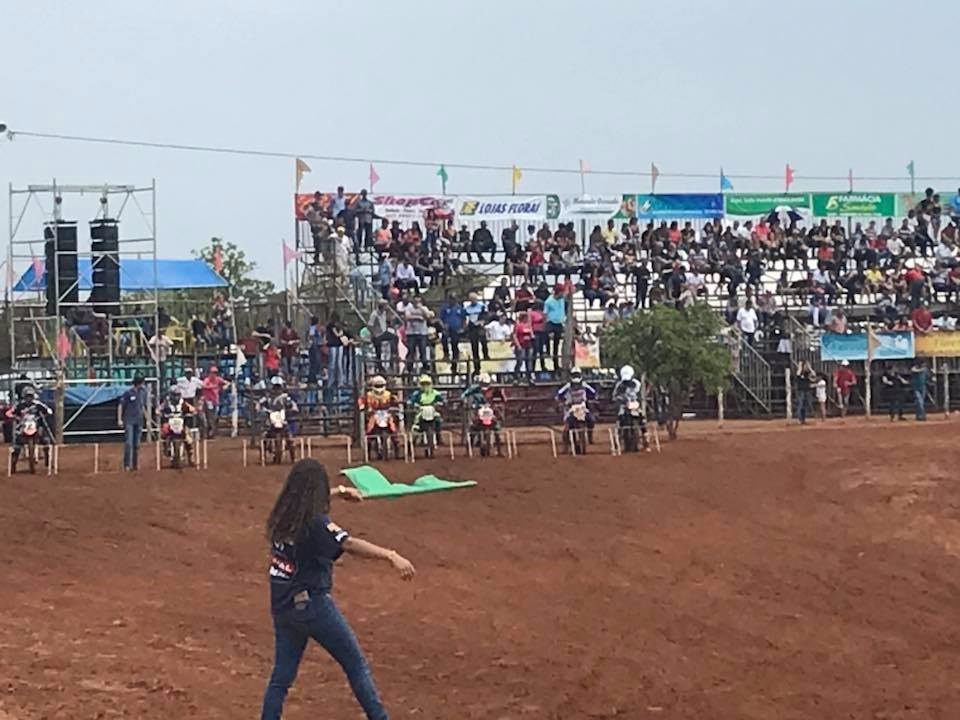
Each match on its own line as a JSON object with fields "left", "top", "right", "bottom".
{"left": 13, "top": 259, "right": 227, "bottom": 292}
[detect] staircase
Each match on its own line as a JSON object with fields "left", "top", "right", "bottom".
{"left": 730, "top": 333, "right": 772, "bottom": 414}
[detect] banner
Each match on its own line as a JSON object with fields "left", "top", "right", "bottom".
{"left": 915, "top": 331, "right": 960, "bottom": 357}
{"left": 558, "top": 195, "right": 622, "bottom": 220}
{"left": 724, "top": 193, "right": 811, "bottom": 216}
{"left": 294, "top": 193, "right": 454, "bottom": 221}
{"left": 616, "top": 193, "right": 724, "bottom": 220}
{"left": 811, "top": 193, "right": 896, "bottom": 217}
{"left": 455, "top": 195, "right": 560, "bottom": 222}
{"left": 820, "top": 331, "right": 915, "bottom": 361}
{"left": 431, "top": 337, "right": 598, "bottom": 375}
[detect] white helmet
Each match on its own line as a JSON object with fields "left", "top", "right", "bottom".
{"left": 478, "top": 372, "right": 491, "bottom": 385}
{"left": 619, "top": 365, "right": 635, "bottom": 382}
{"left": 270, "top": 376, "right": 285, "bottom": 388}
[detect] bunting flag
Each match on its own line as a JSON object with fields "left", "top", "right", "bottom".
{"left": 720, "top": 168, "right": 733, "bottom": 192}
{"left": 295, "top": 158, "right": 311, "bottom": 192}
{"left": 511, "top": 165, "right": 522, "bottom": 194}
{"left": 282, "top": 240, "right": 303, "bottom": 267}
{"left": 578, "top": 159, "right": 589, "bottom": 192}
{"left": 30, "top": 254, "right": 44, "bottom": 289}
{"left": 212, "top": 245, "right": 223, "bottom": 274}
{"left": 436, "top": 164, "right": 448, "bottom": 194}
{"left": 906, "top": 160, "right": 915, "bottom": 193}
{"left": 368, "top": 163, "right": 380, "bottom": 190}
{"left": 650, "top": 162, "right": 660, "bottom": 193}
{"left": 579, "top": 159, "right": 589, "bottom": 176}
{"left": 56, "top": 327, "right": 71, "bottom": 362}
{"left": 784, "top": 163, "right": 795, "bottom": 192}
{"left": 848, "top": 168, "right": 854, "bottom": 193}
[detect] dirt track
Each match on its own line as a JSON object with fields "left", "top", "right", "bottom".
{"left": 2, "top": 419, "right": 960, "bottom": 719}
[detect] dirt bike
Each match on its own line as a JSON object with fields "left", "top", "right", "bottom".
{"left": 469, "top": 404, "right": 501, "bottom": 457}
{"left": 617, "top": 398, "right": 645, "bottom": 453}
{"left": 263, "top": 409, "right": 295, "bottom": 464}
{"left": 413, "top": 404, "right": 441, "bottom": 459}
{"left": 366, "top": 408, "right": 400, "bottom": 461}
{"left": 565, "top": 402, "right": 589, "bottom": 456}
{"left": 163, "top": 413, "right": 192, "bottom": 469}
{"left": 16, "top": 411, "right": 45, "bottom": 474}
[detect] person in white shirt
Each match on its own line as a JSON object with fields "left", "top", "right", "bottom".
{"left": 935, "top": 237, "right": 957, "bottom": 266}
{"left": 885, "top": 234, "right": 904, "bottom": 259}
{"left": 394, "top": 259, "right": 418, "bottom": 292}
{"left": 736, "top": 299, "right": 759, "bottom": 345}
{"left": 148, "top": 328, "right": 174, "bottom": 362}
{"left": 484, "top": 316, "right": 511, "bottom": 342}
{"left": 177, "top": 367, "right": 203, "bottom": 402}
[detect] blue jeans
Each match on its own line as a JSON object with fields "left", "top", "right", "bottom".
{"left": 328, "top": 346, "right": 345, "bottom": 387}
{"left": 514, "top": 345, "right": 534, "bottom": 378}
{"left": 913, "top": 388, "right": 926, "bottom": 420}
{"left": 795, "top": 391, "right": 810, "bottom": 423}
{"left": 261, "top": 593, "right": 387, "bottom": 720}
{"left": 123, "top": 422, "right": 142, "bottom": 469}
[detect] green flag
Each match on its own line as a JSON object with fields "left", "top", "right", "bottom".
{"left": 906, "top": 160, "right": 915, "bottom": 193}
{"left": 436, "top": 164, "right": 448, "bottom": 193}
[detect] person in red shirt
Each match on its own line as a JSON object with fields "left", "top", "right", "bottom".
{"left": 910, "top": 303, "right": 933, "bottom": 334}
{"left": 279, "top": 320, "right": 300, "bottom": 379}
{"left": 511, "top": 311, "right": 536, "bottom": 383}
{"left": 832, "top": 360, "right": 857, "bottom": 419}
{"left": 200, "top": 365, "right": 230, "bottom": 438}
{"left": 263, "top": 341, "right": 281, "bottom": 378}
{"left": 528, "top": 301, "right": 547, "bottom": 373}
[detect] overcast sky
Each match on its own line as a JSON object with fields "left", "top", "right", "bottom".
{"left": 2, "top": 0, "right": 956, "bottom": 284}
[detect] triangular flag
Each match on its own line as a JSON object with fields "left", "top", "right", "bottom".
{"left": 650, "top": 162, "right": 660, "bottom": 193}
{"left": 906, "top": 160, "right": 915, "bottom": 178}
{"left": 56, "top": 327, "right": 71, "bottom": 362}
{"left": 784, "top": 163, "right": 795, "bottom": 192}
{"left": 368, "top": 163, "right": 380, "bottom": 190}
{"left": 436, "top": 164, "right": 449, "bottom": 194}
{"left": 30, "top": 254, "right": 44, "bottom": 289}
{"left": 212, "top": 245, "right": 223, "bottom": 274}
{"left": 848, "top": 168, "right": 854, "bottom": 193}
{"left": 511, "top": 165, "right": 522, "bottom": 193}
{"left": 282, "top": 240, "right": 303, "bottom": 267}
{"left": 579, "top": 159, "right": 589, "bottom": 174}
{"left": 295, "top": 158, "right": 311, "bottom": 192}
{"left": 720, "top": 168, "right": 733, "bottom": 192}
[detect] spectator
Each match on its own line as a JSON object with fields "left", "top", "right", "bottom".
{"left": 881, "top": 364, "right": 906, "bottom": 421}
{"left": 602, "top": 300, "right": 619, "bottom": 327}
{"left": 815, "top": 373, "right": 827, "bottom": 422}
{"left": 117, "top": 374, "right": 147, "bottom": 471}
{"left": 394, "top": 257, "right": 419, "bottom": 294}
{"left": 514, "top": 281, "right": 535, "bottom": 312}
{"left": 200, "top": 365, "right": 230, "bottom": 439}
{"left": 736, "top": 299, "right": 759, "bottom": 345}
{"left": 794, "top": 361, "right": 816, "bottom": 425}
{"left": 377, "top": 255, "right": 394, "bottom": 299}
{"left": 910, "top": 359, "right": 929, "bottom": 421}
{"left": 326, "top": 313, "right": 347, "bottom": 388}
{"left": 911, "top": 303, "right": 933, "bottom": 334}
{"left": 367, "top": 300, "right": 398, "bottom": 374}
{"left": 403, "top": 296, "right": 433, "bottom": 376}
{"left": 832, "top": 360, "right": 856, "bottom": 419}
{"left": 354, "top": 189, "right": 376, "bottom": 254}
{"left": 262, "top": 340, "right": 281, "bottom": 378}
{"left": 463, "top": 292, "right": 489, "bottom": 374}
{"left": 471, "top": 221, "right": 495, "bottom": 263}
{"left": 512, "top": 310, "right": 536, "bottom": 383}
{"left": 438, "top": 293, "right": 466, "bottom": 376}
{"left": 949, "top": 187, "right": 960, "bottom": 225}
{"left": 306, "top": 316, "right": 323, "bottom": 384}
{"left": 544, "top": 285, "right": 567, "bottom": 371}
{"left": 279, "top": 320, "right": 300, "bottom": 378}
{"left": 328, "top": 185, "right": 347, "bottom": 221}
{"left": 529, "top": 300, "right": 548, "bottom": 372}
{"left": 490, "top": 277, "right": 512, "bottom": 315}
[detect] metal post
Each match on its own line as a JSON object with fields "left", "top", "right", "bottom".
{"left": 346, "top": 436, "right": 352, "bottom": 465}
{"left": 785, "top": 366, "right": 793, "bottom": 422}
{"left": 259, "top": 439, "right": 266, "bottom": 466}
{"left": 652, "top": 423, "right": 662, "bottom": 453}
{"left": 944, "top": 363, "right": 951, "bottom": 416}
{"left": 242, "top": 440, "right": 247, "bottom": 467}
{"left": 54, "top": 371, "right": 65, "bottom": 445}
{"left": 155, "top": 439, "right": 161, "bottom": 470}
{"left": 549, "top": 430, "right": 557, "bottom": 459}
{"left": 717, "top": 387, "right": 725, "bottom": 429}
{"left": 203, "top": 439, "right": 208, "bottom": 469}
{"left": 511, "top": 431, "right": 518, "bottom": 458}
{"left": 466, "top": 430, "right": 473, "bottom": 458}
{"left": 94, "top": 443, "right": 100, "bottom": 474}
{"left": 864, "top": 358, "right": 872, "bottom": 419}
{"left": 608, "top": 428, "right": 616, "bottom": 456}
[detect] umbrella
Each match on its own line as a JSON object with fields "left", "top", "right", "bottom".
{"left": 765, "top": 206, "right": 804, "bottom": 227}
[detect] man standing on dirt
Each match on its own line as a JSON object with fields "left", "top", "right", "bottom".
{"left": 832, "top": 360, "right": 857, "bottom": 418}
{"left": 200, "top": 366, "right": 230, "bottom": 439}
{"left": 117, "top": 374, "right": 148, "bottom": 471}
{"left": 910, "top": 359, "right": 929, "bottom": 421}
{"left": 880, "top": 364, "right": 906, "bottom": 421}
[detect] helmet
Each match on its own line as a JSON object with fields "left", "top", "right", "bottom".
{"left": 370, "top": 375, "right": 386, "bottom": 390}
{"left": 270, "top": 376, "right": 285, "bottom": 388}
{"left": 168, "top": 388, "right": 181, "bottom": 401}
{"left": 418, "top": 374, "right": 432, "bottom": 386}
{"left": 570, "top": 368, "right": 583, "bottom": 385}
{"left": 620, "top": 365, "right": 635, "bottom": 382}
{"left": 478, "top": 372, "right": 491, "bottom": 386}
{"left": 22, "top": 386, "right": 36, "bottom": 400}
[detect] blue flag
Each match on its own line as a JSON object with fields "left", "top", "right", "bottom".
{"left": 720, "top": 169, "right": 733, "bottom": 191}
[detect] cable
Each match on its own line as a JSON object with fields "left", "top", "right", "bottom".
{"left": 5, "top": 128, "right": 958, "bottom": 183}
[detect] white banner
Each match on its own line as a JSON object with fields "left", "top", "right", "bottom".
{"left": 559, "top": 195, "right": 622, "bottom": 220}
{"left": 455, "top": 195, "right": 556, "bottom": 222}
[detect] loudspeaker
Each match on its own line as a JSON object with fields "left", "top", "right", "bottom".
{"left": 89, "top": 219, "right": 120, "bottom": 315}
{"left": 44, "top": 221, "right": 79, "bottom": 316}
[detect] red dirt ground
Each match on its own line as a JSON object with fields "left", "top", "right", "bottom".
{"left": 2, "top": 418, "right": 960, "bottom": 719}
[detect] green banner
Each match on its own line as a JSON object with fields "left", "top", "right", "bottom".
{"left": 724, "top": 193, "right": 811, "bottom": 216}
{"left": 811, "top": 192, "right": 896, "bottom": 217}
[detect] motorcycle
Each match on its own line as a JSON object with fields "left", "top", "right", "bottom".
{"left": 17, "top": 411, "right": 45, "bottom": 474}
{"left": 263, "top": 409, "right": 295, "bottom": 464}
{"left": 366, "top": 408, "right": 400, "bottom": 461}
{"left": 565, "top": 402, "right": 589, "bottom": 456}
{"left": 617, "top": 398, "right": 646, "bottom": 453}
{"left": 414, "top": 404, "right": 441, "bottom": 459}
{"left": 469, "top": 404, "right": 501, "bottom": 457}
{"left": 163, "top": 412, "right": 192, "bottom": 469}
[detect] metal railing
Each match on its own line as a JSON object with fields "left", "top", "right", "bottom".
{"left": 731, "top": 331, "right": 772, "bottom": 412}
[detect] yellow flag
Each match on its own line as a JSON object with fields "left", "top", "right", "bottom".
{"left": 295, "top": 158, "right": 312, "bottom": 191}
{"left": 511, "top": 165, "right": 522, "bottom": 194}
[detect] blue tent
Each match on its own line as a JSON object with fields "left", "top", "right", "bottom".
{"left": 13, "top": 259, "right": 227, "bottom": 292}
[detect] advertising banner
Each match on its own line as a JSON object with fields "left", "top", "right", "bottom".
{"left": 811, "top": 193, "right": 896, "bottom": 217}
{"left": 455, "top": 195, "right": 560, "bottom": 222}
{"left": 914, "top": 331, "right": 960, "bottom": 357}
{"left": 724, "top": 193, "right": 811, "bottom": 216}
{"left": 294, "top": 192, "right": 454, "bottom": 221}
{"left": 820, "top": 331, "right": 915, "bottom": 361}
{"left": 558, "top": 195, "right": 622, "bottom": 220}
{"left": 616, "top": 193, "right": 724, "bottom": 220}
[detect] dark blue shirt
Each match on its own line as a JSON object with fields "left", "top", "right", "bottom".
{"left": 439, "top": 302, "right": 466, "bottom": 331}
{"left": 268, "top": 514, "right": 349, "bottom": 614}
{"left": 119, "top": 386, "right": 147, "bottom": 425}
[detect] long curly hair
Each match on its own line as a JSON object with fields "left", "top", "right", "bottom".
{"left": 265, "top": 459, "right": 331, "bottom": 544}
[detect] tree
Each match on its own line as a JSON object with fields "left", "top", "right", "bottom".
{"left": 193, "top": 238, "right": 275, "bottom": 303}
{"left": 600, "top": 304, "right": 731, "bottom": 440}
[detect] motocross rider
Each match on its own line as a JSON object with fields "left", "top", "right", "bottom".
{"left": 555, "top": 367, "right": 597, "bottom": 442}
{"left": 612, "top": 364, "right": 649, "bottom": 450}
{"left": 461, "top": 372, "right": 506, "bottom": 425}
{"left": 158, "top": 388, "right": 196, "bottom": 455}
{"left": 358, "top": 375, "right": 399, "bottom": 434}
{"left": 258, "top": 376, "right": 299, "bottom": 436}
{"left": 408, "top": 374, "right": 444, "bottom": 434}
{"left": 8, "top": 386, "right": 54, "bottom": 470}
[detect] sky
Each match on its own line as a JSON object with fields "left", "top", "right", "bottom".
{"left": 2, "top": 0, "right": 957, "bottom": 284}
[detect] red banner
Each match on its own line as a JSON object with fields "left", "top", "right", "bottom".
{"left": 294, "top": 192, "right": 454, "bottom": 221}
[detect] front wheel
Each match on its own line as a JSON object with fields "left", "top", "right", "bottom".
{"left": 26, "top": 440, "right": 36, "bottom": 474}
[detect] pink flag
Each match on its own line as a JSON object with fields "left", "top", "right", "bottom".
{"left": 282, "top": 241, "right": 303, "bottom": 267}
{"left": 784, "top": 163, "right": 795, "bottom": 192}
{"left": 212, "top": 245, "right": 223, "bottom": 274}
{"left": 368, "top": 163, "right": 380, "bottom": 190}
{"left": 31, "top": 254, "right": 44, "bottom": 289}
{"left": 56, "top": 327, "right": 71, "bottom": 361}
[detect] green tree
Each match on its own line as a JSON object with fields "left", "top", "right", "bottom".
{"left": 194, "top": 238, "right": 275, "bottom": 302}
{"left": 601, "top": 304, "right": 730, "bottom": 440}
